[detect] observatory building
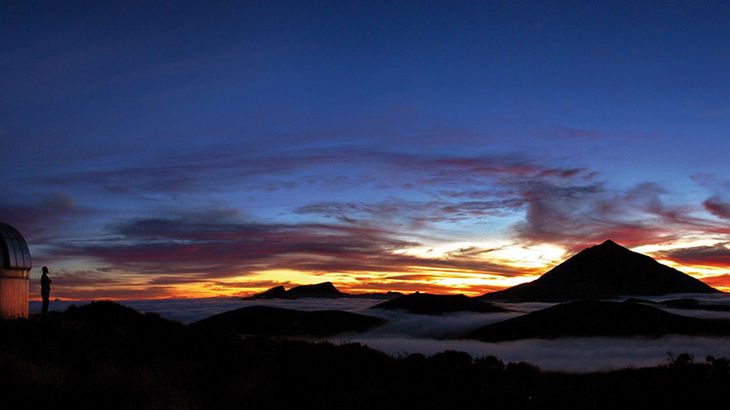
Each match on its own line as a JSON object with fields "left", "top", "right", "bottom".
{"left": 0, "top": 223, "right": 31, "bottom": 318}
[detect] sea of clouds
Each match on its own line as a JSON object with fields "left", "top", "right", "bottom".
{"left": 29, "top": 293, "right": 730, "bottom": 372}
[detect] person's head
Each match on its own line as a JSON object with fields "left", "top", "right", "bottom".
{"left": 42, "top": 266, "right": 48, "bottom": 274}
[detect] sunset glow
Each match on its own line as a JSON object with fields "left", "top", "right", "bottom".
{"left": 28, "top": 241, "right": 730, "bottom": 300}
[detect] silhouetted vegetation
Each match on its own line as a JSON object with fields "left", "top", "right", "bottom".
{"left": 1, "top": 302, "right": 729, "bottom": 409}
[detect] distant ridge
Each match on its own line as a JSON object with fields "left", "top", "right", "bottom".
{"left": 373, "top": 293, "right": 509, "bottom": 315}
{"left": 480, "top": 240, "right": 720, "bottom": 302}
{"left": 245, "top": 282, "right": 344, "bottom": 299}
{"left": 245, "top": 282, "right": 403, "bottom": 300}
{"left": 624, "top": 297, "right": 730, "bottom": 312}
{"left": 281, "top": 282, "right": 344, "bottom": 299}
{"left": 465, "top": 300, "right": 730, "bottom": 341}
{"left": 255, "top": 285, "right": 288, "bottom": 299}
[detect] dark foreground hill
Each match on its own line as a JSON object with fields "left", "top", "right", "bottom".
{"left": 373, "top": 293, "right": 509, "bottom": 315}
{"left": 246, "top": 282, "right": 403, "bottom": 300}
{"left": 466, "top": 300, "right": 730, "bottom": 342}
{"left": 191, "top": 305, "right": 385, "bottom": 336}
{"left": 481, "top": 240, "right": 720, "bottom": 302}
{"left": 2, "top": 301, "right": 730, "bottom": 410}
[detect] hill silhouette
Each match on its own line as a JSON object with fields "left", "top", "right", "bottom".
{"left": 624, "top": 297, "right": 730, "bottom": 312}
{"left": 62, "top": 300, "right": 177, "bottom": 325}
{"left": 481, "top": 240, "right": 720, "bottom": 302}
{"left": 466, "top": 300, "right": 730, "bottom": 342}
{"left": 245, "top": 282, "right": 403, "bottom": 300}
{"left": 191, "top": 305, "right": 386, "bottom": 336}
{"left": 373, "top": 293, "right": 509, "bottom": 315}
{"left": 56, "top": 300, "right": 187, "bottom": 336}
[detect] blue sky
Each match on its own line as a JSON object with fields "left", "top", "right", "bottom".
{"left": 2, "top": 1, "right": 730, "bottom": 299}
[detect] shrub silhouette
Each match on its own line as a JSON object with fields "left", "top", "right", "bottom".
{"left": 667, "top": 352, "right": 694, "bottom": 368}
{"left": 429, "top": 350, "right": 473, "bottom": 370}
{"left": 475, "top": 355, "right": 506, "bottom": 372}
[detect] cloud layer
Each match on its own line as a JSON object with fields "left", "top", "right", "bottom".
{"left": 13, "top": 147, "right": 730, "bottom": 299}
{"left": 30, "top": 296, "right": 730, "bottom": 372}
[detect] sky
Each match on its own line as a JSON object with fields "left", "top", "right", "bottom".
{"left": 2, "top": 1, "right": 730, "bottom": 300}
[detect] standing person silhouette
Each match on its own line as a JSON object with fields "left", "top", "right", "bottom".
{"left": 41, "top": 266, "right": 52, "bottom": 315}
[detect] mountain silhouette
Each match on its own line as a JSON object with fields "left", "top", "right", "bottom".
{"left": 245, "top": 282, "right": 403, "bottom": 300}
{"left": 254, "top": 285, "right": 288, "bottom": 298}
{"left": 465, "top": 300, "right": 730, "bottom": 342}
{"left": 246, "top": 282, "right": 344, "bottom": 299}
{"left": 373, "top": 293, "right": 509, "bottom": 315}
{"left": 480, "top": 240, "right": 720, "bottom": 302}
{"left": 282, "top": 282, "right": 344, "bottom": 298}
{"left": 191, "top": 305, "right": 386, "bottom": 336}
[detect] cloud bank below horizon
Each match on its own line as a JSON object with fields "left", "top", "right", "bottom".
{"left": 30, "top": 294, "right": 730, "bottom": 372}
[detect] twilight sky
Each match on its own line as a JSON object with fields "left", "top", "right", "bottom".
{"left": 2, "top": 1, "right": 730, "bottom": 300}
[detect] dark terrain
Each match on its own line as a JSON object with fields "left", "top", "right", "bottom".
{"left": 625, "top": 297, "right": 730, "bottom": 312}
{"left": 373, "top": 292, "right": 509, "bottom": 314}
{"left": 481, "top": 240, "right": 719, "bottom": 302}
{"left": 2, "top": 301, "right": 729, "bottom": 410}
{"left": 191, "top": 305, "right": 386, "bottom": 336}
{"left": 467, "top": 300, "right": 730, "bottom": 342}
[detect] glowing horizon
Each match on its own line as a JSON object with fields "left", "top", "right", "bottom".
{"left": 28, "top": 239, "right": 730, "bottom": 301}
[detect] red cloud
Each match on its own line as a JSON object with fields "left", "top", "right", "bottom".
{"left": 704, "top": 197, "right": 730, "bottom": 219}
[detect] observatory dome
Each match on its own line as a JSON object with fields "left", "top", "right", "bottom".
{"left": 0, "top": 223, "right": 31, "bottom": 318}
{"left": 0, "top": 223, "right": 32, "bottom": 270}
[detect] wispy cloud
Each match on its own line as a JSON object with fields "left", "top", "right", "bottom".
{"left": 656, "top": 243, "right": 730, "bottom": 268}
{"left": 18, "top": 145, "right": 730, "bottom": 298}
{"left": 34, "top": 147, "right": 593, "bottom": 196}
{"left": 512, "top": 180, "right": 730, "bottom": 251}
{"left": 0, "top": 192, "right": 95, "bottom": 243}
{"left": 40, "top": 210, "right": 524, "bottom": 298}
{"left": 704, "top": 197, "right": 730, "bottom": 219}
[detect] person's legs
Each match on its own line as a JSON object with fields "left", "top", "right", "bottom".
{"left": 42, "top": 292, "right": 49, "bottom": 315}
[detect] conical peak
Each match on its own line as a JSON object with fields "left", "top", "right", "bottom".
{"left": 549, "top": 240, "right": 632, "bottom": 273}
{"left": 481, "top": 239, "right": 720, "bottom": 302}
{"left": 599, "top": 239, "right": 621, "bottom": 248}
{"left": 589, "top": 239, "right": 631, "bottom": 254}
